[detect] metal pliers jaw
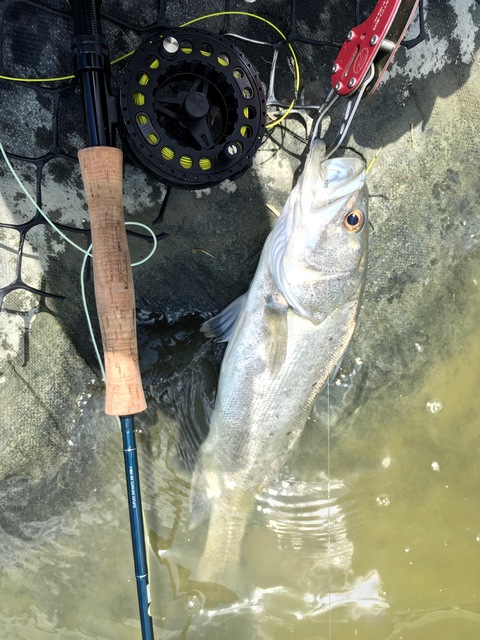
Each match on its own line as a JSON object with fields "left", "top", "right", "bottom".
{"left": 310, "top": 0, "right": 422, "bottom": 159}
{"left": 310, "top": 64, "right": 375, "bottom": 159}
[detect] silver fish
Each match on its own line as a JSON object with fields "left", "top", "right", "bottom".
{"left": 190, "top": 141, "right": 369, "bottom": 589}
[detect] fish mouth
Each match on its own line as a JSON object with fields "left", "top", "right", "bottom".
{"left": 302, "top": 142, "right": 366, "bottom": 206}
{"left": 323, "top": 157, "right": 366, "bottom": 201}
{"left": 303, "top": 149, "right": 366, "bottom": 213}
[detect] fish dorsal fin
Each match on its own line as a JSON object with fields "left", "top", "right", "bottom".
{"left": 200, "top": 294, "right": 247, "bottom": 342}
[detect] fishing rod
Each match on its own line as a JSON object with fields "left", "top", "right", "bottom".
{"left": 68, "top": 1, "right": 154, "bottom": 638}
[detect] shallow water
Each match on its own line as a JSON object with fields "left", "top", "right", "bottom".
{"left": 2, "top": 286, "right": 480, "bottom": 640}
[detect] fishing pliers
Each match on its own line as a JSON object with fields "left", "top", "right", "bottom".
{"left": 311, "top": 0, "right": 423, "bottom": 157}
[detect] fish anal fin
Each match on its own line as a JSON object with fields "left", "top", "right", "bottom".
{"left": 189, "top": 455, "right": 211, "bottom": 529}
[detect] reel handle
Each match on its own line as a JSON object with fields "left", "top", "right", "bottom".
{"left": 78, "top": 145, "right": 146, "bottom": 416}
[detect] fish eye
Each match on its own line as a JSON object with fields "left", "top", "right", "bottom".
{"left": 343, "top": 209, "right": 365, "bottom": 233}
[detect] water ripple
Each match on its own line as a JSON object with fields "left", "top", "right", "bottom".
{"left": 255, "top": 473, "right": 354, "bottom": 565}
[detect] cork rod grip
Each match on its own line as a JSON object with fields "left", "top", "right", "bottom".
{"left": 78, "top": 146, "right": 146, "bottom": 416}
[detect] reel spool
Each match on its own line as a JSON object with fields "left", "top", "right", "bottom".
{"left": 119, "top": 27, "right": 267, "bottom": 189}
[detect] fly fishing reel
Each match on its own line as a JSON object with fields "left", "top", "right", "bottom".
{"left": 119, "top": 27, "right": 267, "bottom": 189}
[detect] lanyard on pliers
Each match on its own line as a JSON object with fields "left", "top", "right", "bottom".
{"left": 311, "top": 0, "right": 422, "bottom": 157}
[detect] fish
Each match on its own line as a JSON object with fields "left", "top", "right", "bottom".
{"left": 189, "top": 140, "right": 369, "bottom": 590}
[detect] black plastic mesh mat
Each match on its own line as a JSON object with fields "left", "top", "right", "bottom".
{"left": 0, "top": 0, "right": 424, "bottom": 318}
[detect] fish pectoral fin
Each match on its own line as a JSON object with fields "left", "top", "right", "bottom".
{"left": 264, "top": 305, "right": 288, "bottom": 376}
{"left": 201, "top": 294, "right": 247, "bottom": 342}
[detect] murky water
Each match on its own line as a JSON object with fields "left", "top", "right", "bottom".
{"left": 2, "top": 282, "right": 480, "bottom": 639}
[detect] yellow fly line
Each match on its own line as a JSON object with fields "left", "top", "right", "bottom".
{"left": 0, "top": 11, "right": 300, "bottom": 128}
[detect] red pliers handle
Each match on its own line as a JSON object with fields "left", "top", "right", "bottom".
{"left": 311, "top": 0, "right": 421, "bottom": 158}
{"left": 332, "top": 0, "right": 421, "bottom": 97}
